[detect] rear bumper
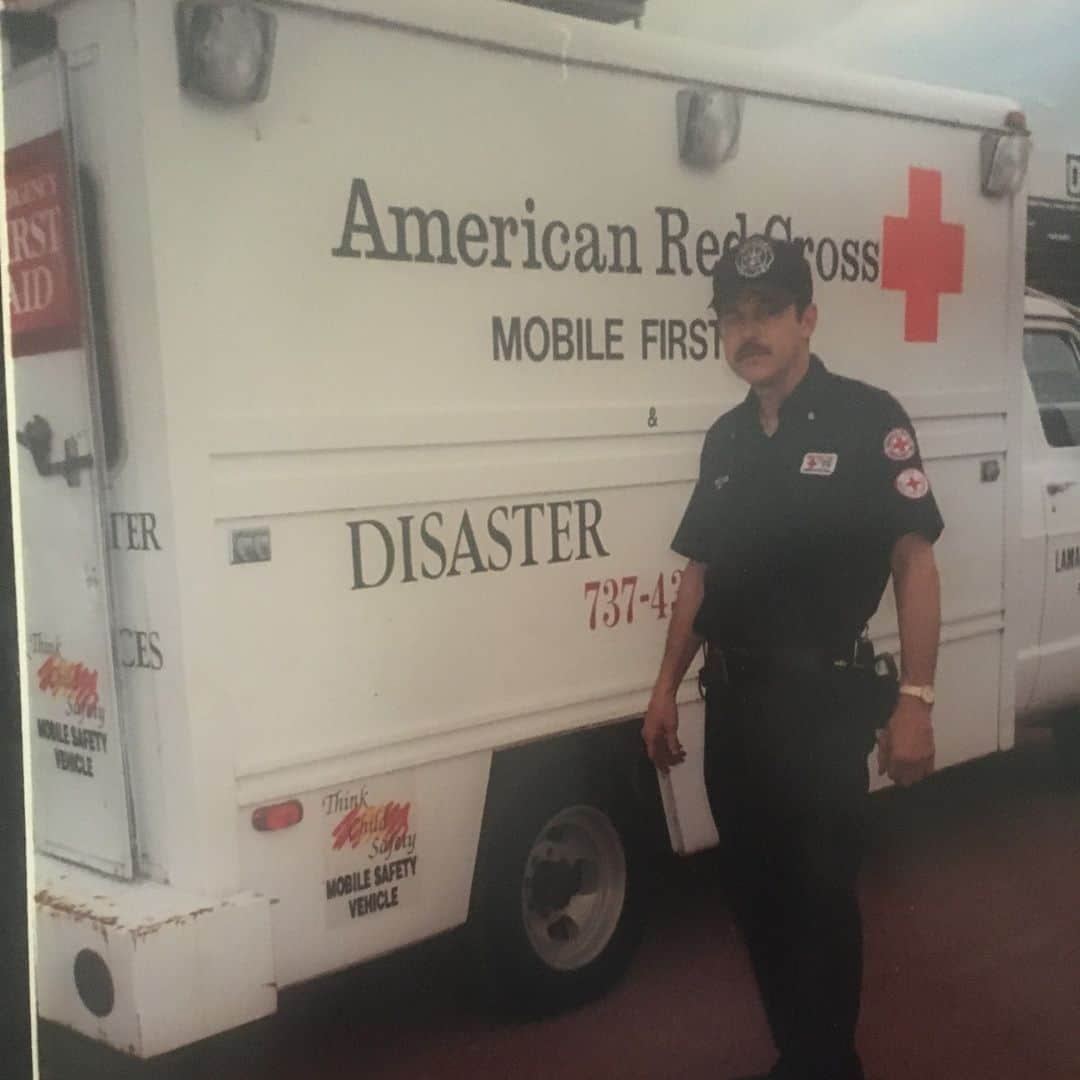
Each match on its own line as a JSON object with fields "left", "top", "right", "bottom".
{"left": 34, "top": 855, "right": 276, "bottom": 1057}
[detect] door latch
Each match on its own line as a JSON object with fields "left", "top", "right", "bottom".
{"left": 16, "top": 414, "right": 94, "bottom": 487}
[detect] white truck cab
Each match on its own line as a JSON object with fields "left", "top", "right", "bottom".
{"left": 3, "top": 0, "right": 1075, "bottom": 1059}
{"left": 1018, "top": 289, "right": 1080, "bottom": 769}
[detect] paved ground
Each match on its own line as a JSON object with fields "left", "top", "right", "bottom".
{"left": 40, "top": 729, "right": 1080, "bottom": 1080}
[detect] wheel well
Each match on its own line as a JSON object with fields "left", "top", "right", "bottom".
{"left": 468, "top": 720, "right": 668, "bottom": 919}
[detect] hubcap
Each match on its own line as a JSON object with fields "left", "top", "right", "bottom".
{"left": 521, "top": 804, "right": 627, "bottom": 972}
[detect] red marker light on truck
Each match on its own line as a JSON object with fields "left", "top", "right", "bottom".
{"left": 252, "top": 800, "right": 303, "bottom": 832}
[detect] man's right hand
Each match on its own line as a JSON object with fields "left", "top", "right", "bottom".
{"left": 642, "top": 691, "right": 686, "bottom": 774}
{"left": 641, "top": 559, "right": 704, "bottom": 774}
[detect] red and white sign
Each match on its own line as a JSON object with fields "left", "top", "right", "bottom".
{"left": 881, "top": 167, "right": 965, "bottom": 344}
{"left": 895, "top": 467, "right": 930, "bottom": 499}
{"left": 322, "top": 778, "right": 419, "bottom": 928}
{"left": 883, "top": 427, "right": 916, "bottom": 462}
{"left": 6, "top": 130, "right": 82, "bottom": 357}
{"left": 800, "top": 451, "right": 838, "bottom": 476}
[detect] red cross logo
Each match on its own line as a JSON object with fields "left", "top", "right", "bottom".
{"left": 884, "top": 428, "right": 916, "bottom": 462}
{"left": 895, "top": 468, "right": 929, "bottom": 499}
{"left": 882, "top": 168, "right": 964, "bottom": 343}
{"left": 800, "top": 451, "right": 838, "bottom": 476}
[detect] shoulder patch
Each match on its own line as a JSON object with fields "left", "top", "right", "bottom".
{"left": 884, "top": 428, "right": 916, "bottom": 462}
{"left": 895, "top": 468, "right": 930, "bottom": 499}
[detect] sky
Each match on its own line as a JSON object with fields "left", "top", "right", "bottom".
{"left": 642, "top": 0, "right": 1080, "bottom": 158}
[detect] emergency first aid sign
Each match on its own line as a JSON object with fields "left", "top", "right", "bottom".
{"left": 6, "top": 130, "right": 82, "bottom": 357}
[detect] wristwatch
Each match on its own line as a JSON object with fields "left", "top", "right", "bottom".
{"left": 899, "top": 684, "right": 935, "bottom": 706}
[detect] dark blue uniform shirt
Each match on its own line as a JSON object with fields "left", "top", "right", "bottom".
{"left": 672, "top": 356, "right": 944, "bottom": 653}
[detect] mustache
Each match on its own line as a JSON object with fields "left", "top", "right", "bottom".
{"left": 736, "top": 342, "right": 771, "bottom": 362}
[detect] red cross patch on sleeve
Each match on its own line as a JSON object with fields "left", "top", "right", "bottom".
{"left": 884, "top": 428, "right": 916, "bottom": 462}
{"left": 895, "top": 468, "right": 930, "bottom": 499}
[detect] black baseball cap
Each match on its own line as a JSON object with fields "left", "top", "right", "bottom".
{"left": 709, "top": 235, "right": 813, "bottom": 315}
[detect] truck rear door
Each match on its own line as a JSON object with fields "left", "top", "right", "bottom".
{"left": 5, "top": 54, "right": 134, "bottom": 878}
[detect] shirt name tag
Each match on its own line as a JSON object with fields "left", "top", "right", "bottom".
{"left": 800, "top": 452, "right": 838, "bottom": 476}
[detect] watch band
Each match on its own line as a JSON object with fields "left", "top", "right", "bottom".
{"left": 898, "top": 684, "right": 935, "bottom": 706}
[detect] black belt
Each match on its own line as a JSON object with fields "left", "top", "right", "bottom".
{"left": 704, "top": 643, "right": 858, "bottom": 688}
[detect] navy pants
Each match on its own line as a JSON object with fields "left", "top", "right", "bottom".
{"left": 706, "top": 664, "right": 877, "bottom": 1080}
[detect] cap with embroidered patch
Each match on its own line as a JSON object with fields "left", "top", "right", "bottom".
{"left": 709, "top": 234, "right": 813, "bottom": 315}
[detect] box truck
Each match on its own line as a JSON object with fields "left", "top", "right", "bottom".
{"left": 5, "top": 0, "right": 1076, "bottom": 1058}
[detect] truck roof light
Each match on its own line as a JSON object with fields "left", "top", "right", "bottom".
{"left": 981, "top": 111, "right": 1031, "bottom": 197}
{"left": 176, "top": 1, "right": 276, "bottom": 105}
{"left": 252, "top": 800, "right": 303, "bottom": 832}
{"left": 676, "top": 87, "right": 742, "bottom": 169}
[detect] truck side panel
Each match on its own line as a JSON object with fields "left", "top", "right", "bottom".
{"left": 154, "top": 8, "right": 1017, "bottom": 766}
{"left": 49, "top": 0, "right": 1023, "bottom": 991}
{"left": 163, "top": 7, "right": 1017, "bottom": 973}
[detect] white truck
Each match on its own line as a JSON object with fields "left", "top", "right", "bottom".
{"left": 1017, "top": 287, "right": 1080, "bottom": 763}
{"left": 4, "top": 0, "right": 1077, "bottom": 1059}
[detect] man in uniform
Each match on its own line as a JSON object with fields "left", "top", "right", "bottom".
{"left": 642, "top": 235, "right": 942, "bottom": 1080}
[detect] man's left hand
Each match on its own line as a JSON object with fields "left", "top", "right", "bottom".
{"left": 876, "top": 695, "right": 935, "bottom": 786}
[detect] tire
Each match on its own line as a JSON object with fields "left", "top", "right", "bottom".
{"left": 478, "top": 779, "right": 646, "bottom": 1017}
{"left": 1052, "top": 713, "right": 1080, "bottom": 783}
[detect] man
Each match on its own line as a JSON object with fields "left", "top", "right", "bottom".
{"left": 642, "top": 235, "right": 942, "bottom": 1080}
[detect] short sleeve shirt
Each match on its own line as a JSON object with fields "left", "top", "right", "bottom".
{"left": 672, "top": 355, "right": 943, "bottom": 651}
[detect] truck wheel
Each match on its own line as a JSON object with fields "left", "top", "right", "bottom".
{"left": 1052, "top": 714, "right": 1080, "bottom": 783}
{"left": 480, "top": 786, "right": 645, "bottom": 1016}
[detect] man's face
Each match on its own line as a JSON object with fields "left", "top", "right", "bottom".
{"left": 716, "top": 289, "right": 818, "bottom": 388}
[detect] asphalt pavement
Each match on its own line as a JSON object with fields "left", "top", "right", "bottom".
{"left": 39, "top": 728, "right": 1080, "bottom": 1080}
